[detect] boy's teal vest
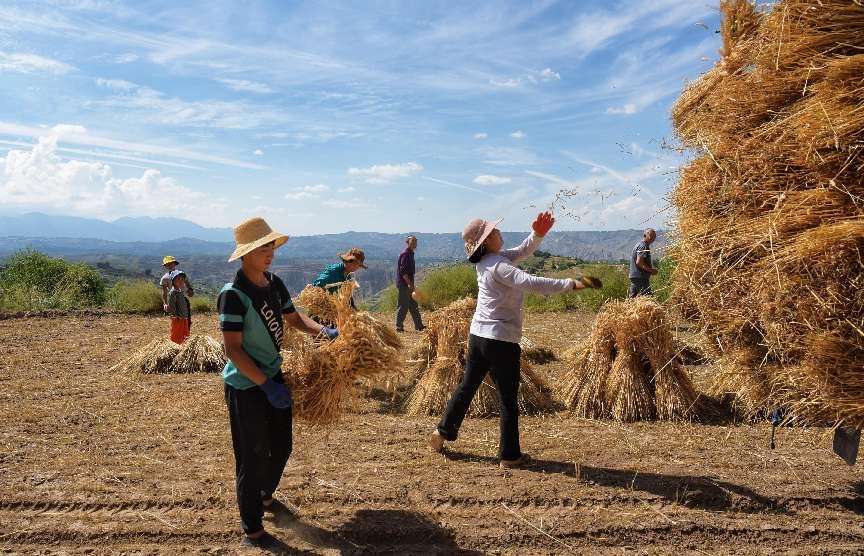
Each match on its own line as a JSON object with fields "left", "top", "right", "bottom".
{"left": 219, "top": 283, "right": 283, "bottom": 390}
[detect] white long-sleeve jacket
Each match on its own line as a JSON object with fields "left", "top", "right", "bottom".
{"left": 470, "top": 232, "right": 575, "bottom": 344}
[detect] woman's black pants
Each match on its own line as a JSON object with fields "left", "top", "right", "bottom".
{"left": 436, "top": 334, "right": 522, "bottom": 460}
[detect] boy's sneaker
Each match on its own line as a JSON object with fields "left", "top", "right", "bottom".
{"left": 240, "top": 531, "right": 279, "bottom": 549}
{"left": 416, "top": 325, "right": 426, "bottom": 331}
{"left": 428, "top": 430, "right": 445, "bottom": 453}
{"left": 500, "top": 454, "right": 530, "bottom": 469}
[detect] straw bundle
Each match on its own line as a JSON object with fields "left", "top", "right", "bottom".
{"left": 557, "top": 298, "right": 700, "bottom": 422}
{"left": 671, "top": 0, "right": 864, "bottom": 425}
{"left": 297, "top": 285, "right": 338, "bottom": 326}
{"left": 520, "top": 336, "right": 558, "bottom": 365}
{"left": 283, "top": 282, "right": 403, "bottom": 424}
{"left": 110, "top": 338, "right": 181, "bottom": 375}
{"left": 403, "top": 297, "right": 557, "bottom": 417}
{"left": 169, "top": 334, "right": 225, "bottom": 374}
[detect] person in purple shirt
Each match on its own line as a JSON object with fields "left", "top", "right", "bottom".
{"left": 395, "top": 235, "right": 425, "bottom": 332}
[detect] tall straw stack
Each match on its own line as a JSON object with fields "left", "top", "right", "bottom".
{"left": 557, "top": 298, "right": 700, "bottom": 422}
{"left": 403, "top": 297, "right": 557, "bottom": 417}
{"left": 283, "top": 281, "right": 403, "bottom": 424}
{"left": 671, "top": 0, "right": 864, "bottom": 425}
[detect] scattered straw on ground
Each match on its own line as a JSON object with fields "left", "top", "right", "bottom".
{"left": 557, "top": 297, "right": 700, "bottom": 422}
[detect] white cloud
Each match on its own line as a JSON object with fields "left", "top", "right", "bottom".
{"left": 283, "top": 183, "right": 329, "bottom": 200}
{"left": 0, "top": 121, "right": 266, "bottom": 170}
{"left": 473, "top": 132, "right": 488, "bottom": 140}
{"left": 0, "top": 51, "right": 74, "bottom": 74}
{"left": 96, "top": 78, "right": 137, "bottom": 91}
{"left": 0, "top": 129, "right": 222, "bottom": 220}
{"left": 322, "top": 198, "right": 370, "bottom": 209}
{"left": 606, "top": 103, "right": 638, "bottom": 115}
{"left": 284, "top": 191, "right": 317, "bottom": 200}
{"left": 114, "top": 53, "right": 139, "bottom": 64}
{"left": 489, "top": 78, "right": 521, "bottom": 88}
{"left": 489, "top": 68, "right": 561, "bottom": 89}
{"left": 473, "top": 175, "right": 512, "bottom": 186}
{"left": 338, "top": 186, "right": 355, "bottom": 193}
{"left": 347, "top": 161, "right": 423, "bottom": 184}
{"left": 216, "top": 78, "right": 275, "bottom": 94}
{"left": 479, "top": 146, "right": 539, "bottom": 167}
{"left": 253, "top": 149, "right": 263, "bottom": 156}
{"left": 539, "top": 68, "right": 561, "bottom": 81}
{"left": 510, "top": 130, "right": 525, "bottom": 139}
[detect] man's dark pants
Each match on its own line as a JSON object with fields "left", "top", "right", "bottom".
{"left": 437, "top": 334, "right": 522, "bottom": 461}
{"left": 225, "top": 376, "right": 293, "bottom": 535}
{"left": 395, "top": 285, "right": 423, "bottom": 330}
{"left": 628, "top": 278, "right": 652, "bottom": 298}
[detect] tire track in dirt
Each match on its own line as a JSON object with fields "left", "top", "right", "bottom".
{"left": 0, "top": 530, "right": 238, "bottom": 546}
{"left": 0, "top": 496, "right": 223, "bottom": 514}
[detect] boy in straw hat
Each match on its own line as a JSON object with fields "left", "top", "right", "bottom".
{"left": 428, "top": 212, "right": 600, "bottom": 468}
{"left": 160, "top": 255, "right": 194, "bottom": 313}
{"left": 218, "top": 217, "right": 338, "bottom": 549}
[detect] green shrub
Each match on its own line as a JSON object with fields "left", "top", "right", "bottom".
{"left": 416, "top": 264, "right": 477, "bottom": 309}
{"left": 108, "top": 280, "right": 163, "bottom": 313}
{"left": 191, "top": 294, "right": 214, "bottom": 313}
{"left": 653, "top": 256, "right": 675, "bottom": 303}
{"left": 371, "top": 264, "right": 477, "bottom": 312}
{"left": 372, "top": 285, "right": 399, "bottom": 312}
{"left": 0, "top": 250, "right": 105, "bottom": 311}
{"left": 524, "top": 263, "right": 629, "bottom": 312}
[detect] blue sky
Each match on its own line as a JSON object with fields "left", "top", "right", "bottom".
{"left": 0, "top": 0, "right": 720, "bottom": 234}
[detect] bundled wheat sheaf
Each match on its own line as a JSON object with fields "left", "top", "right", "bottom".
{"left": 169, "top": 335, "right": 226, "bottom": 374}
{"left": 283, "top": 282, "right": 403, "bottom": 424}
{"left": 297, "top": 285, "right": 338, "bottom": 325}
{"left": 404, "top": 297, "right": 556, "bottom": 417}
{"left": 557, "top": 298, "right": 700, "bottom": 422}
{"left": 110, "top": 335, "right": 226, "bottom": 374}
{"left": 671, "top": 0, "right": 864, "bottom": 425}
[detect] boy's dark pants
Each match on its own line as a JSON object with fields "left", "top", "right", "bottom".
{"left": 437, "top": 334, "right": 522, "bottom": 460}
{"left": 395, "top": 285, "right": 423, "bottom": 330}
{"left": 225, "top": 377, "right": 293, "bottom": 535}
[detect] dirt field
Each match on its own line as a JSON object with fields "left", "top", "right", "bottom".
{"left": 1, "top": 312, "right": 863, "bottom": 555}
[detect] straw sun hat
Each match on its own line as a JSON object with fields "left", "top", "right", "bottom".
{"left": 462, "top": 217, "right": 502, "bottom": 257}
{"left": 228, "top": 217, "right": 289, "bottom": 262}
{"left": 339, "top": 247, "right": 368, "bottom": 269}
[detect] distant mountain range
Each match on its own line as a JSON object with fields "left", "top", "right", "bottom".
{"left": 0, "top": 213, "right": 668, "bottom": 262}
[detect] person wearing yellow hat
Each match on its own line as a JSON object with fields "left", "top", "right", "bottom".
{"left": 160, "top": 255, "right": 193, "bottom": 313}
{"left": 217, "top": 217, "right": 338, "bottom": 549}
{"left": 428, "top": 212, "right": 601, "bottom": 468}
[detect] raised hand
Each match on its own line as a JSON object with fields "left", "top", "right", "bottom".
{"left": 531, "top": 211, "right": 555, "bottom": 237}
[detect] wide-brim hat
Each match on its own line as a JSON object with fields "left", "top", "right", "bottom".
{"left": 462, "top": 217, "right": 502, "bottom": 257}
{"left": 228, "top": 217, "right": 289, "bottom": 262}
{"left": 162, "top": 255, "right": 178, "bottom": 266}
{"left": 339, "top": 247, "right": 368, "bottom": 269}
{"left": 168, "top": 269, "right": 187, "bottom": 281}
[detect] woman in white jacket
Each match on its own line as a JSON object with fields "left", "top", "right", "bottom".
{"left": 429, "top": 211, "right": 598, "bottom": 467}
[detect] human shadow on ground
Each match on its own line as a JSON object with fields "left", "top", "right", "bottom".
{"left": 268, "top": 508, "right": 481, "bottom": 555}
{"left": 441, "top": 449, "right": 782, "bottom": 514}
